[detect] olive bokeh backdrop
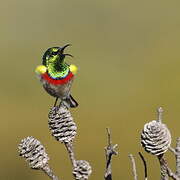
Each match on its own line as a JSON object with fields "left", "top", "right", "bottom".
{"left": 2, "top": 0, "right": 180, "bottom": 179}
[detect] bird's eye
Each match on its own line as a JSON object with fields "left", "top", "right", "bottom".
{"left": 51, "top": 51, "right": 58, "bottom": 56}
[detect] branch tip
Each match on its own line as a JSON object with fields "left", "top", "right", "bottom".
{"left": 104, "top": 128, "right": 118, "bottom": 180}
{"left": 157, "top": 107, "right": 163, "bottom": 122}
{"left": 106, "top": 128, "right": 112, "bottom": 146}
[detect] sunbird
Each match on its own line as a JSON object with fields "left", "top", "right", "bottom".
{"left": 35, "top": 44, "right": 78, "bottom": 108}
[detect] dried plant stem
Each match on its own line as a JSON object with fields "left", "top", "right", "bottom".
{"left": 169, "top": 137, "right": 180, "bottom": 178}
{"left": 158, "top": 155, "right": 179, "bottom": 180}
{"left": 138, "top": 152, "right": 147, "bottom": 180}
{"left": 158, "top": 155, "right": 169, "bottom": 180}
{"left": 104, "top": 128, "right": 118, "bottom": 180}
{"left": 169, "top": 147, "right": 177, "bottom": 155}
{"left": 64, "top": 142, "right": 77, "bottom": 168}
{"left": 42, "top": 164, "right": 59, "bottom": 180}
{"left": 129, "top": 154, "right": 138, "bottom": 180}
{"left": 157, "top": 107, "right": 163, "bottom": 123}
{"left": 175, "top": 138, "right": 180, "bottom": 177}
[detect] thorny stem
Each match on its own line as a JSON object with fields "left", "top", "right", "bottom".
{"left": 138, "top": 152, "right": 147, "bottom": 180}
{"left": 129, "top": 154, "right": 138, "bottom": 180}
{"left": 104, "top": 128, "right": 118, "bottom": 180}
{"left": 42, "top": 164, "right": 59, "bottom": 180}
{"left": 157, "top": 107, "right": 163, "bottom": 123}
{"left": 64, "top": 141, "right": 77, "bottom": 168}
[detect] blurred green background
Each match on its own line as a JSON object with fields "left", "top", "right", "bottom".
{"left": 2, "top": 0, "right": 180, "bottom": 179}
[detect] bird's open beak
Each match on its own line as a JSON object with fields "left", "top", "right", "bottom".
{"left": 59, "top": 44, "right": 71, "bottom": 54}
{"left": 58, "top": 44, "right": 73, "bottom": 58}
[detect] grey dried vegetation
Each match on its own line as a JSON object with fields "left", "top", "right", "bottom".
{"left": 48, "top": 105, "right": 77, "bottom": 143}
{"left": 18, "top": 97, "right": 180, "bottom": 180}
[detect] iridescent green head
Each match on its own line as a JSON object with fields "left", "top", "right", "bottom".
{"left": 42, "top": 44, "right": 73, "bottom": 78}
{"left": 42, "top": 44, "right": 73, "bottom": 66}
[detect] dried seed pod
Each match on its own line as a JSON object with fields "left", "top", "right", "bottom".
{"left": 73, "top": 160, "right": 92, "bottom": 180}
{"left": 18, "top": 136, "right": 49, "bottom": 169}
{"left": 48, "top": 105, "right": 77, "bottom": 143}
{"left": 141, "top": 120, "right": 171, "bottom": 156}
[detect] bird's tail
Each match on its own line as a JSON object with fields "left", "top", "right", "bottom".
{"left": 63, "top": 95, "right": 78, "bottom": 108}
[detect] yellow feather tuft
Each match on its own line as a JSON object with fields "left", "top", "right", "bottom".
{"left": 35, "top": 65, "right": 47, "bottom": 75}
{"left": 70, "top": 64, "right": 78, "bottom": 75}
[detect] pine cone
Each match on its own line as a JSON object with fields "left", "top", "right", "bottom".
{"left": 18, "top": 136, "right": 49, "bottom": 169}
{"left": 48, "top": 105, "right": 77, "bottom": 143}
{"left": 73, "top": 160, "right": 92, "bottom": 180}
{"left": 141, "top": 120, "right": 171, "bottom": 156}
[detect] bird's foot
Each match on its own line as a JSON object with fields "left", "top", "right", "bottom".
{"left": 53, "top": 97, "right": 59, "bottom": 107}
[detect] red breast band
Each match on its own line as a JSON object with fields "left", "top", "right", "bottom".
{"left": 42, "top": 72, "right": 74, "bottom": 85}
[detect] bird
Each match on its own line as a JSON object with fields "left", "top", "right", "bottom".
{"left": 35, "top": 44, "right": 78, "bottom": 108}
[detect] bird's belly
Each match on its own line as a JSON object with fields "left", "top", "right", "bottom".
{"left": 42, "top": 79, "right": 73, "bottom": 99}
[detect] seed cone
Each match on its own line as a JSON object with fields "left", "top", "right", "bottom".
{"left": 18, "top": 136, "right": 49, "bottom": 169}
{"left": 48, "top": 105, "right": 77, "bottom": 143}
{"left": 73, "top": 160, "right": 92, "bottom": 180}
{"left": 141, "top": 120, "right": 171, "bottom": 156}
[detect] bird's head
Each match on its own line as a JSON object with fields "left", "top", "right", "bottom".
{"left": 42, "top": 44, "right": 73, "bottom": 67}
{"left": 35, "top": 44, "right": 77, "bottom": 77}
